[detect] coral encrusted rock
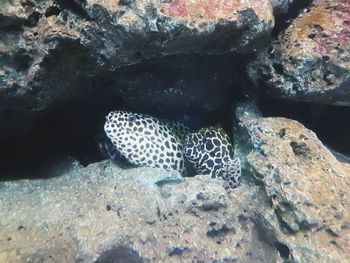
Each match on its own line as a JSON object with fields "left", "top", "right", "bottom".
{"left": 249, "top": 0, "right": 350, "bottom": 105}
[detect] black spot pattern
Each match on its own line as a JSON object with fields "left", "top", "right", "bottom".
{"left": 104, "top": 110, "right": 188, "bottom": 174}
{"left": 183, "top": 127, "right": 241, "bottom": 188}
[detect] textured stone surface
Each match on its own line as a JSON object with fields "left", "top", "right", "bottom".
{"left": 235, "top": 101, "right": 350, "bottom": 262}
{"left": 0, "top": 0, "right": 274, "bottom": 137}
{"left": 249, "top": 0, "right": 350, "bottom": 105}
{"left": 82, "top": 0, "right": 274, "bottom": 67}
{"left": 0, "top": 161, "right": 278, "bottom": 263}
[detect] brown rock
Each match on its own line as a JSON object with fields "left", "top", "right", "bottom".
{"left": 165, "top": 0, "right": 272, "bottom": 21}
{"left": 235, "top": 101, "right": 350, "bottom": 262}
{"left": 249, "top": 0, "right": 350, "bottom": 105}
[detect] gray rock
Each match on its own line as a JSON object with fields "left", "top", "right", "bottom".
{"left": 0, "top": 160, "right": 278, "bottom": 262}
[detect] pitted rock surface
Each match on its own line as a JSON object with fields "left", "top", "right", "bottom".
{"left": 235, "top": 102, "right": 350, "bottom": 262}
{"left": 0, "top": 162, "right": 278, "bottom": 262}
{"left": 249, "top": 0, "right": 350, "bottom": 105}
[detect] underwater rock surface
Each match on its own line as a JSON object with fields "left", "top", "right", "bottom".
{"left": 0, "top": 0, "right": 274, "bottom": 137}
{"left": 0, "top": 162, "right": 278, "bottom": 262}
{"left": 235, "top": 102, "right": 350, "bottom": 262}
{"left": 249, "top": 0, "right": 350, "bottom": 105}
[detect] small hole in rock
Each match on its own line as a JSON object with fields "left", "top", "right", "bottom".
{"left": 275, "top": 242, "right": 290, "bottom": 259}
{"left": 313, "top": 24, "right": 323, "bottom": 31}
{"left": 278, "top": 128, "right": 286, "bottom": 138}
{"left": 322, "top": 55, "right": 330, "bottom": 62}
{"left": 45, "top": 6, "right": 61, "bottom": 17}
{"left": 272, "top": 63, "right": 284, "bottom": 75}
{"left": 56, "top": 0, "right": 90, "bottom": 19}
{"left": 292, "top": 84, "right": 299, "bottom": 91}
{"left": 134, "top": 51, "right": 142, "bottom": 59}
{"left": 95, "top": 246, "right": 143, "bottom": 263}
{"left": 25, "top": 11, "right": 41, "bottom": 27}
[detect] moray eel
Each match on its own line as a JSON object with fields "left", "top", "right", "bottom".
{"left": 104, "top": 110, "right": 188, "bottom": 174}
{"left": 104, "top": 111, "right": 241, "bottom": 188}
{"left": 183, "top": 127, "right": 241, "bottom": 188}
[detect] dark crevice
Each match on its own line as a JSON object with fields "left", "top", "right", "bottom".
{"left": 55, "top": 0, "right": 91, "bottom": 20}
{"left": 275, "top": 242, "right": 290, "bottom": 259}
{"left": 13, "top": 50, "right": 33, "bottom": 71}
{"left": 0, "top": 14, "right": 26, "bottom": 31}
{"left": 290, "top": 141, "right": 310, "bottom": 158}
{"left": 168, "top": 247, "right": 190, "bottom": 257}
{"left": 45, "top": 6, "right": 62, "bottom": 17}
{"left": 0, "top": 93, "right": 126, "bottom": 180}
{"left": 95, "top": 246, "right": 143, "bottom": 263}
{"left": 272, "top": 0, "right": 313, "bottom": 37}
{"left": 21, "top": 0, "right": 35, "bottom": 8}
{"left": 207, "top": 225, "right": 233, "bottom": 238}
{"left": 3, "top": 50, "right": 348, "bottom": 182}
{"left": 0, "top": 53, "right": 248, "bottom": 180}
{"left": 0, "top": 49, "right": 33, "bottom": 72}
{"left": 24, "top": 11, "right": 42, "bottom": 27}
{"left": 106, "top": 53, "right": 250, "bottom": 131}
{"left": 1, "top": 78, "right": 349, "bottom": 180}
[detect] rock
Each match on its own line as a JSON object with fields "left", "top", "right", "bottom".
{"left": 0, "top": 0, "right": 274, "bottom": 137}
{"left": 0, "top": 161, "right": 279, "bottom": 262}
{"left": 83, "top": 0, "right": 274, "bottom": 65}
{"left": 235, "top": 101, "right": 350, "bottom": 262}
{"left": 249, "top": 0, "right": 350, "bottom": 105}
